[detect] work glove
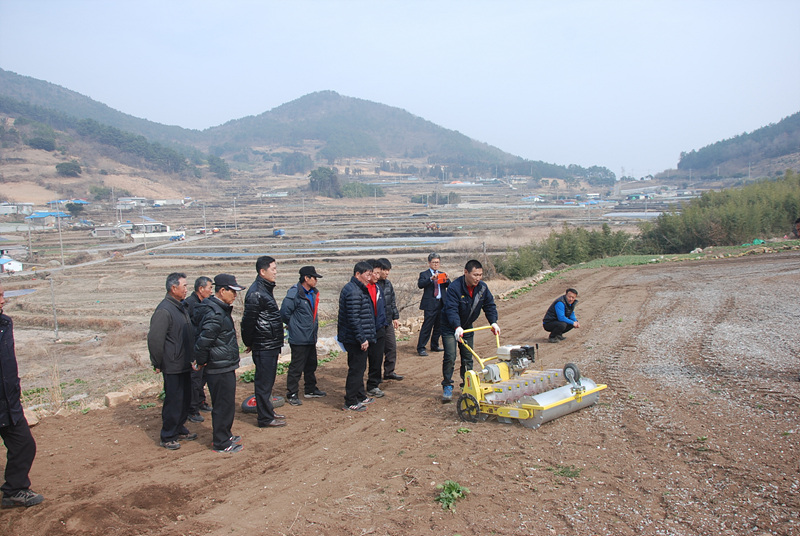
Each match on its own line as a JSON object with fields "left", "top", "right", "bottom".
{"left": 491, "top": 323, "right": 501, "bottom": 335}
{"left": 454, "top": 327, "right": 464, "bottom": 341}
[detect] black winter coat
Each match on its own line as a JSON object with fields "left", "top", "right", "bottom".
{"left": 0, "top": 314, "right": 24, "bottom": 428}
{"left": 194, "top": 296, "right": 240, "bottom": 374}
{"left": 241, "top": 276, "right": 284, "bottom": 351}
{"left": 378, "top": 279, "right": 399, "bottom": 321}
{"left": 337, "top": 276, "right": 376, "bottom": 345}
{"left": 147, "top": 295, "right": 193, "bottom": 374}
{"left": 442, "top": 276, "right": 498, "bottom": 332}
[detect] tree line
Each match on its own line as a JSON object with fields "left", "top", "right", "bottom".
{"left": 494, "top": 170, "right": 800, "bottom": 279}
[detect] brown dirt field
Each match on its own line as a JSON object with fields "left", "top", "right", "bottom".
{"left": 2, "top": 249, "right": 799, "bottom": 535}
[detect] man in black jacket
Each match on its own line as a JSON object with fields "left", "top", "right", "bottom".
{"left": 241, "top": 256, "right": 286, "bottom": 428}
{"left": 185, "top": 276, "right": 213, "bottom": 422}
{"left": 280, "top": 266, "right": 326, "bottom": 406}
{"left": 338, "top": 261, "right": 377, "bottom": 412}
{"left": 147, "top": 272, "right": 198, "bottom": 450}
{"left": 377, "top": 258, "right": 403, "bottom": 381}
{"left": 416, "top": 253, "right": 449, "bottom": 356}
{"left": 194, "top": 274, "right": 245, "bottom": 453}
{"left": 0, "top": 283, "right": 44, "bottom": 508}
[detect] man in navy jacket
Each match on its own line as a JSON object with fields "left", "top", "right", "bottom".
{"left": 337, "top": 261, "right": 376, "bottom": 412}
{"left": 542, "top": 288, "right": 580, "bottom": 343}
{"left": 0, "top": 283, "right": 44, "bottom": 508}
{"left": 440, "top": 260, "right": 500, "bottom": 402}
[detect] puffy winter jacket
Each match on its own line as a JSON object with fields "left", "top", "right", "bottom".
{"left": 0, "top": 314, "right": 24, "bottom": 428}
{"left": 147, "top": 295, "right": 193, "bottom": 374}
{"left": 337, "top": 276, "right": 376, "bottom": 345}
{"left": 280, "top": 284, "right": 319, "bottom": 345}
{"left": 241, "top": 276, "right": 284, "bottom": 351}
{"left": 194, "top": 296, "right": 240, "bottom": 374}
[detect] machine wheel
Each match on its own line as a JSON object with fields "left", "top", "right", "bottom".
{"left": 241, "top": 395, "right": 258, "bottom": 414}
{"left": 456, "top": 394, "right": 481, "bottom": 423}
{"left": 563, "top": 362, "right": 581, "bottom": 383}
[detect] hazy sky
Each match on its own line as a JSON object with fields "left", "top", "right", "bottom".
{"left": 1, "top": 1, "right": 799, "bottom": 177}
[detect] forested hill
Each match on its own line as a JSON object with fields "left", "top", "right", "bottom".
{"left": 202, "top": 90, "right": 517, "bottom": 165}
{"left": 0, "top": 68, "right": 616, "bottom": 183}
{"left": 0, "top": 68, "right": 198, "bottom": 145}
{"left": 677, "top": 111, "right": 800, "bottom": 176}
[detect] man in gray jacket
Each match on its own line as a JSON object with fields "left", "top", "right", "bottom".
{"left": 280, "top": 266, "right": 326, "bottom": 406}
{"left": 147, "top": 273, "right": 197, "bottom": 450}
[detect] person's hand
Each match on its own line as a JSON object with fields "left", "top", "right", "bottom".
{"left": 455, "top": 327, "right": 464, "bottom": 341}
{"left": 573, "top": 321, "right": 580, "bottom": 329}
{"left": 191, "top": 361, "right": 199, "bottom": 371}
{"left": 361, "top": 341, "right": 369, "bottom": 351}
{"left": 491, "top": 323, "right": 501, "bottom": 335}
{"left": 393, "top": 319, "right": 400, "bottom": 329}
{"left": 244, "top": 346, "right": 252, "bottom": 353}
{"left": 154, "top": 368, "right": 161, "bottom": 374}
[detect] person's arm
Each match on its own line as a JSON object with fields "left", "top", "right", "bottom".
{"left": 554, "top": 302, "right": 574, "bottom": 325}
{"left": 194, "top": 310, "right": 222, "bottom": 367}
{"left": 147, "top": 309, "right": 170, "bottom": 371}
{"left": 279, "top": 288, "right": 296, "bottom": 325}
{"left": 418, "top": 270, "right": 434, "bottom": 289}
{"left": 240, "top": 291, "right": 259, "bottom": 348}
{"left": 443, "top": 282, "right": 462, "bottom": 332}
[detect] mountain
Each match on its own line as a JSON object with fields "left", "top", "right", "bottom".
{"left": 0, "top": 68, "right": 615, "bottom": 183}
{"left": 676, "top": 111, "right": 800, "bottom": 178}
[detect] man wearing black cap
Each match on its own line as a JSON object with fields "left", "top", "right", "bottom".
{"left": 280, "top": 266, "right": 326, "bottom": 406}
{"left": 0, "top": 283, "right": 44, "bottom": 508}
{"left": 194, "top": 274, "right": 245, "bottom": 453}
{"left": 241, "top": 256, "right": 286, "bottom": 428}
{"left": 147, "top": 272, "right": 197, "bottom": 450}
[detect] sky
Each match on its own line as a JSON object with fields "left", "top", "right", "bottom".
{"left": 1, "top": 1, "right": 799, "bottom": 178}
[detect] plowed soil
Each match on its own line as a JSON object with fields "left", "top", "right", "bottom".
{"left": 3, "top": 250, "right": 799, "bottom": 536}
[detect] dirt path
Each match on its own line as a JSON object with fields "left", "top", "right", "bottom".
{"left": 3, "top": 251, "right": 799, "bottom": 535}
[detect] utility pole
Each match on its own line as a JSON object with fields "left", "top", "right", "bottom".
{"left": 56, "top": 213, "right": 65, "bottom": 266}
{"left": 233, "top": 197, "right": 237, "bottom": 231}
{"left": 49, "top": 277, "right": 59, "bottom": 340}
{"left": 203, "top": 203, "right": 208, "bottom": 239}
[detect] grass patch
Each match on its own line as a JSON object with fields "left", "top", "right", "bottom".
{"left": 547, "top": 464, "right": 582, "bottom": 478}
{"left": 435, "top": 480, "right": 470, "bottom": 511}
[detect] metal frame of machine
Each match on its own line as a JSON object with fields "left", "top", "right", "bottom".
{"left": 456, "top": 326, "right": 607, "bottom": 429}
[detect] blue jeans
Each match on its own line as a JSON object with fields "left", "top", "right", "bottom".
{"left": 441, "top": 330, "right": 474, "bottom": 387}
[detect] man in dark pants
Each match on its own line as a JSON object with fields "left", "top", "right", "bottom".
{"left": 280, "top": 266, "right": 326, "bottom": 406}
{"left": 416, "top": 253, "right": 449, "bottom": 356}
{"left": 365, "top": 259, "right": 388, "bottom": 399}
{"left": 147, "top": 272, "right": 197, "bottom": 450}
{"left": 185, "top": 276, "right": 213, "bottom": 422}
{"left": 542, "top": 288, "right": 580, "bottom": 343}
{"left": 0, "top": 283, "right": 44, "bottom": 508}
{"left": 241, "top": 256, "right": 286, "bottom": 428}
{"left": 338, "top": 261, "right": 377, "bottom": 412}
{"left": 377, "top": 258, "right": 403, "bottom": 381}
{"left": 441, "top": 260, "right": 500, "bottom": 402}
{"left": 194, "top": 274, "right": 245, "bottom": 453}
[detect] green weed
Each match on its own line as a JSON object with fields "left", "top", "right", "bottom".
{"left": 435, "top": 480, "right": 470, "bottom": 511}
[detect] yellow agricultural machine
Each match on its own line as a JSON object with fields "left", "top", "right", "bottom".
{"left": 456, "top": 326, "right": 607, "bottom": 429}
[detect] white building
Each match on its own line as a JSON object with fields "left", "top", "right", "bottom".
{"left": 0, "top": 257, "right": 23, "bottom": 273}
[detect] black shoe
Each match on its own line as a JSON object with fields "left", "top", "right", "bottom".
{"left": 199, "top": 402, "right": 212, "bottom": 412}
{"left": 430, "top": 347, "right": 443, "bottom": 352}
{"left": 2, "top": 489, "right": 44, "bottom": 508}
{"left": 287, "top": 394, "right": 303, "bottom": 406}
{"left": 177, "top": 432, "right": 198, "bottom": 441}
{"left": 547, "top": 337, "right": 559, "bottom": 343}
{"left": 304, "top": 389, "right": 327, "bottom": 398}
{"left": 187, "top": 413, "right": 204, "bottom": 423}
{"left": 557, "top": 334, "right": 566, "bottom": 341}
{"left": 160, "top": 439, "right": 181, "bottom": 450}
{"left": 383, "top": 373, "right": 404, "bottom": 381}
{"left": 417, "top": 349, "right": 429, "bottom": 356}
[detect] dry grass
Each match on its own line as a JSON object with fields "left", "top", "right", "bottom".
{"left": 104, "top": 324, "right": 147, "bottom": 349}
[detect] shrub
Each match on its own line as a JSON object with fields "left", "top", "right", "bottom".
{"left": 56, "top": 161, "right": 81, "bottom": 177}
